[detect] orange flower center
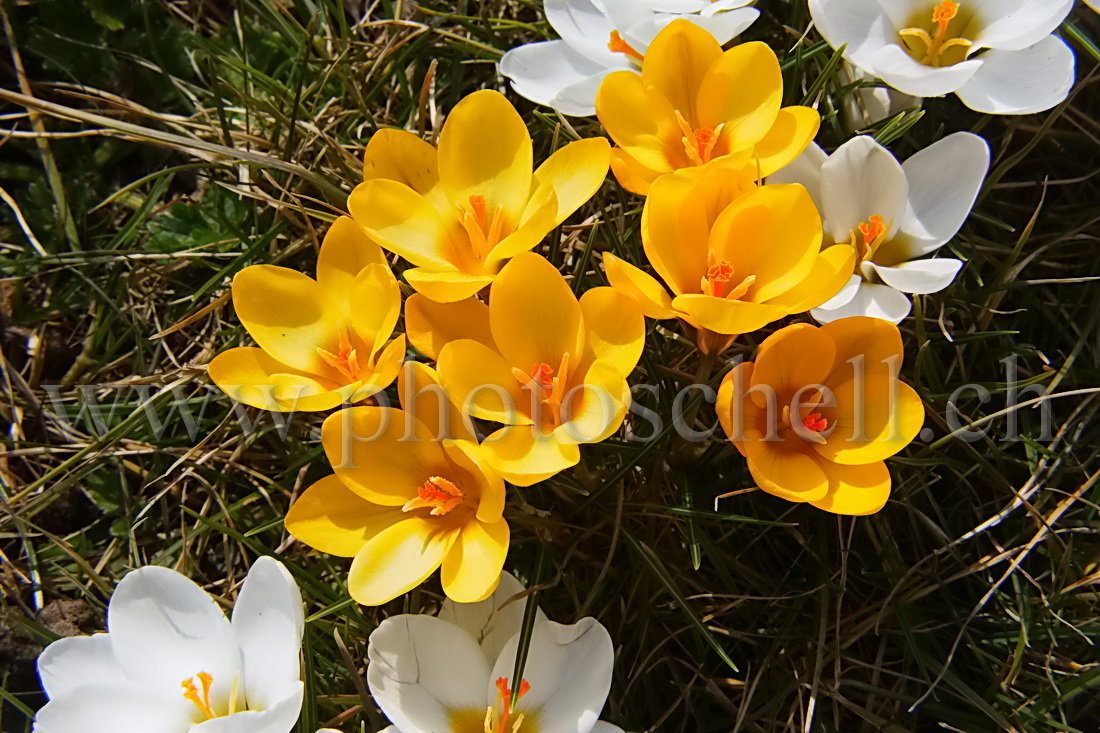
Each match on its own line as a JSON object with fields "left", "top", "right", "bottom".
{"left": 402, "top": 476, "right": 465, "bottom": 516}
{"left": 459, "top": 194, "right": 506, "bottom": 261}
{"left": 780, "top": 404, "right": 830, "bottom": 445}
{"left": 316, "top": 322, "right": 362, "bottom": 382}
{"left": 513, "top": 353, "right": 571, "bottom": 409}
{"left": 675, "top": 110, "right": 725, "bottom": 166}
{"left": 700, "top": 250, "right": 756, "bottom": 300}
{"left": 803, "top": 413, "right": 829, "bottom": 433}
{"left": 899, "top": 1, "right": 972, "bottom": 67}
{"left": 850, "top": 214, "right": 891, "bottom": 274}
{"left": 607, "top": 30, "right": 644, "bottom": 62}
{"left": 485, "top": 676, "right": 532, "bottom": 733}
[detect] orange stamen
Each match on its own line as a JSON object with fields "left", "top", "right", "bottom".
{"left": 459, "top": 195, "right": 506, "bottom": 260}
{"left": 469, "top": 194, "right": 488, "bottom": 229}
{"left": 316, "top": 323, "right": 361, "bottom": 382}
{"left": 402, "top": 476, "right": 465, "bottom": 516}
{"left": 182, "top": 672, "right": 217, "bottom": 720}
{"left": 608, "top": 30, "right": 644, "bottom": 62}
{"left": 855, "top": 214, "right": 888, "bottom": 263}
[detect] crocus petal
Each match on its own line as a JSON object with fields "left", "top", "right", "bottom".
{"left": 744, "top": 439, "right": 830, "bottom": 502}
{"left": 750, "top": 323, "right": 835, "bottom": 399}
{"left": 869, "top": 44, "right": 982, "bottom": 98}
{"left": 405, "top": 294, "right": 493, "bottom": 361}
{"left": 562, "top": 360, "right": 631, "bottom": 444}
{"left": 438, "top": 571, "right": 545, "bottom": 666}
{"left": 190, "top": 686, "right": 304, "bottom": 733}
{"left": 207, "top": 348, "right": 348, "bottom": 412}
{"left": 499, "top": 41, "right": 612, "bottom": 116}
{"left": 811, "top": 282, "right": 911, "bottom": 324}
{"left": 819, "top": 135, "right": 908, "bottom": 244}
{"left": 442, "top": 439, "right": 506, "bottom": 523}
{"left": 483, "top": 186, "right": 560, "bottom": 272}
{"left": 440, "top": 519, "right": 510, "bottom": 604}
{"left": 545, "top": 0, "right": 621, "bottom": 65}
{"left": 362, "top": 128, "right": 441, "bottom": 198}
{"left": 107, "top": 566, "right": 241, "bottom": 709}
{"left": 32, "top": 684, "right": 193, "bottom": 733}
{"left": 811, "top": 459, "right": 891, "bottom": 515}
{"left": 644, "top": 19, "right": 723, "bottom": 127}
{"left": 481, "top": 425, "right": 581, "bottom": 487}
{"left": 597, "top": 70, "right": 681, "bottom": 176}
{"left": 602, "top": 252, "right": 676, "bottom": 319}
{"left": 809, "top": 0, "right": 889, "bottom": 67}
{"left": 37, "top": 634, "right": 126, "bottom": 700}
{"left": 814, "top": 274, "right": 861, "bottom": 312}
{"left": 553, "top": 69, "right": 625, "bottom": 117}
{"left": 348, "top": 518, "right": 459, "bottom": 606}
{"left": 892, "top": 132, "right": 989, "bottom": 258}
{"left": 589, "top": 723, "right": 628, "bottom": 733}
{"left": 315, "top": 216, "right": 386, "bottom": 294}
{"left": 697, "top": 41, "right": 782, "bottom": 144}
{"left": 765, "top": 141, "right": 827, "bottom": 214}
{"left": 814, "top": 376, "right": 924, "bottom": 465}
{"left": 577, "top": 287, "right": 645, "bottom": 378}
{"left": 672, "top": 295, "right": 790, "bottom": 335}
{"left": 819, "top": 315, "right": 904, "bottom": 384}
{"left": 347, "top": 263, "right": 401, "bottom": 355}
{"left": 403, "top": 268, "right": 495, "bottom": 304}
{"left": 285, "top": 475, "right": 406, "bottom": 557}
{"left": 367, "top": 615, "right": 491, "bottom": 733}
{"left": 321, "top": 406, "right": 452, "bottom": 506}
{"left": 751, "top": 106, "right": 821, "bottom": 178}
{"left": 955, "top": 35, "right": 1075, "bottom": 115}
{"left": 438, "top": 339, "right": 531, "bottom": 425}
{"left": 231, "top": 558, "right": 304, "bottom": 715}
{"left": 490, "top": 253, "right": 585, "bottom": 374}
{"left": 628, "top": 8, "right": 759, "bottom": 48}
{"left": 609, "top": 146, "right": 661, "bottom": 195}
{"left": 348, "top": 179, "right": 461, "bottom": 269}
{"left": 868, "top": 259, "right": 962, "bottom": 295}
{"left": 398, "top": 361, "right": 476, "bottom": 443}
{"left": 765, "top": 245, "right": 857, "bottom": 313}
{"left": 533, "top": 138, "right": 611, "bottom": 226}
{"left": 437, "top": 90, "right": 533, "bottom": 223}
{"left": 967, "top": 0, "right": 1074, "bottom": 52}
{"left": 491, "top": 618, "right": 615, "bottom": 733}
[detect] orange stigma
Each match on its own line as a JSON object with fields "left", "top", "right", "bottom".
{"left": 803, "top": 413, "right": 829, "bottom": 433}
{"left": 674, "top": 110, "right": 724, "bottom": 166}
{"left": 608, "top": 30, "right": 644, "bottom": 62}
{"left": 316, "top": 323, "right": 361, "bottom": 382}
{"left": 459, "top": 194, "right": 505, "bottom": 260}
{"left": 706, "top": 260, "right": 734, "bottom": 297}
{"left": 182, "top": 672, "right": 217, "bottom": 720}
{"left": 402, "top": 476, "right": 465, "bottom": 516}
{"left": 531, "top": 362, "right": 554, "bottom": 391}
{"left": 855, "top": 214, "right": 888, "bottom": 263}
{"left": 487, "top": 677, "right": 531, "bottom": 733}
{"left": 932, "top": 0, "right": 958, "bottom": 30}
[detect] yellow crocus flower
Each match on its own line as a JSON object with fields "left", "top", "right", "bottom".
{"left": 716, "top": 318, "right": 925, "bottom": 515}
{"left": 285, "top": 363, "right": 508, "bottom": 605}
{"left": 408, "top": 252, "right": 645, "bottom": 486}
{"left": 208, "top": 216, "right": 405, "bottom": 411}
{"left": 604, "top": 165, "right": 854, "bottom": 354}
{"left": 595, "top": 19, "right": 820, "bottom": 195}
{"left": 348, "top": 90, "right": 611, "bottom": 303}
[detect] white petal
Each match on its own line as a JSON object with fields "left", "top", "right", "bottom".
{"left": 32, "top": 683, "right": 194, "bottom": 733}
{"left": 602, "top": 0, "right": 661, "bottom": 33}
{"left": 645, "top": 0, "right": 749, "bottom": 11}
{"left": 499, "top": 41, "right": 613, "bottom": 115}
{"left": 868, "top": 43, "right": 982, "bottom": 97}
{"left": 873, "top": 0, "right": 918, "bottom": 28}
{"left": 589, "top": 724, "right": 627, "bottom": 733}
{"left": 367, "top": 615, "right": 491, "bottom": 733}
{"left": 701, "top": 0, "right": 755, "bottom": 14}
{"left": 897, "top": 131, "right": 988, "bottom": 254}
{"left": 819, "top": 136, "right": 908, "bottom": 244}
{"left": 815, "top": 274, "right": 862, "bottom": 311}
{"left": 624, "top": 8, "right": 758, "bottom": 48}
{"left": 553, "top": 69, "right": 624, "bottom": 117}
{"left": 955, "top": 36, "right": 1075, "bottom": 115}
{"left": 231, "top": 558, "right": 304, "bottom": 713}
{"left": 545, "top": 0, "right": 621, "bottom": 66}
{"left": 190, "top": 684, "right": 304, "bottom": 733}
{"left": 491, "top": 618, "right": 615, "bottom": 733}
{"left": 809, "top": 0, "right": 892, "bottom": 69}
{"left": 868, "top": 259, "right": 963, "bottom": 294}
{"left": 812, "top": 282, "right": 911, "bottom": 324}
{"left": 438, "top": 571, "right": 549, "bottom": 665}
{"left": 107, "top": 566, "right": 242, "bottom": 710}
{"left": 968, "top": 0, "right": 1074, "bottom": 51}
{"left": 766, "top": 142, "right": 828, "bottom": 225}
{"left": 37, "top": 634, "right": 127, "bottom": 700}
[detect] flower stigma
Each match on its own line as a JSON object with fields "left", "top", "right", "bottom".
{"left": 459, "top": 194, "right": 506, "bottom": 260}
{"left": 483, "top": 676, "right": 532, "bottom": 733}
{"left": 513, "top": 353, "right": 571, "bottom": 411}
{"left": 402, "top": 476, "right": 466, "bottom": 516}
{"left": 181, "top": 671, "right": 241, "bottom": 720}
{"left": 700, "top": 250, "right": 756, "bottom": 299}
{"left": 607, "top": 30, "right": 644, "bottom": 62}
{"left": 899, "top": 1, "right": 972, "bottom": 67}
{"left": 317, "top": 323, "right": 362, "bottom": 382}
{"left": 675, "top": 111, "right": 725, "bottom": 166}
{"left": 780, "top": 404, "right": 829, "bottom": 445}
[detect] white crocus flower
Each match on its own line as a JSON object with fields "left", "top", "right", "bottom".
{"left": 499, "top": 0, "right": 759, "bottom": 116}
{"left": 770, "top": 132, "right": 989, "bottom": 324}
{"left": 809, "top": 0, "right": 1075, "bottom": 115}
{"left": 368, "top": 572, "right": 622, "bottom": 733}
{"left": 34, "top": 557, "right": 305, "bottom": 733}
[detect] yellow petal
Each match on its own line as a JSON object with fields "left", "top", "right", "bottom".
{"left": 715, "top": 361, "right": 754, "bottom": 451}
{"left": 603, "top": 252, "right": 675, "bottom": 319}
{"left": 671, "top": 294, "right": 789, "bottom": 335}
{"left": 443, "top": 439, "right": 505, "bottom": 523}
{"left": 643, "top": 19, "right": 723, "bottom": 128}
{"left": 436, "top": 90, "right": 533, "bottom": 223}
{"left": 481, "top": 425, "right": 581, "bottom": 487}
{"left": 489, "top": 252, "right": 584, "bottom": 374}
{"left": 398, "top": 361, "right": 476, "bottom": 442}
{"left": 347, "top": 517, "right": 459, "bottom": 605}
{"left": 405, "top": 294, "right": 494, "bottom": 361}
{"left": 811, "top": 460, "right": 891, "bottom": 515}
{"left": 750, "top": 323, "right": 836, "bottom": 400}
{"left": 404, "top": 268, "right": 495, "bottom": 304}
{"left": 597, "top": 71, "right": 681, "bottom": 176}
{"left": 764, "top": 244, "right": 856, "bottom": 313}
{"left": 321, "top": 406, "right": 452, "bottom": 506}
{"left": 744, "top": 439, "right": 829, "bottom": 503}
{"left": 577, "top": 287, "right": 645, "bottom": 379}
{"left": 483, "top": 184, "right": 558, "bottom": 272}
{"left": 813, "top": 377, "right": 923, "bottom": 465}
{"left": 316, "top": 216, "right": 385, "bottom": 294}
{"left": 437, "top": 339, "right": 531, "bottom": 425}
{"left": 348, "top": 179, "right": 463, "bottom": 269}
{"left": 751, "top": 106, "right": 821, "bottom": 179}
{"left": 284, "top": 474, "right": 405, "bottom": 557}
{"left": 698, "top": 41, "right": 782, "bottom": 147}
{"left": 440, "top": 518, "right": 510, "bottom": 603}
{"left": 362, "top": 128, "right": 441, "bottom": 198}
{"left": 231, "top": 264, "right": 333, "bottom": 375}
{"left": 348, "top": 263, "right": 401, "bottom": 355}
{"left": 533, "top": 137, "right": 611, "bottom": 226}
{"left": 561, "top": 359, "right": 630, "bottom": 444}
{"left": 819, "top": 316, "right": 904, "bottom": 384}
{"left": 609, "top": 147, "right": 660, "bottom": 196}
{"left": 354, "top": 334, "right": 406, "bottom": 399}
{"left": 209, "top": 347, "right": 316, "bottom": 411}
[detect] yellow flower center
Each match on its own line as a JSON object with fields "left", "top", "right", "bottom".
{"left": 458, "top": 194, "right": 506, "bottom": 261}
{"left": 607, "top": 30, "right": 644, "bottom": 62}
{"left": 899, "top": 1, "right": 973, "bottom": 67}
{"left": 316, "top": 322, "right": 362, "bottom": 382}
{"left": 675, "top": 110, "right": 725, "bottom": 166}
{"left": 402, "top": 476, "right": 466, "bottom": 516}
{"left": 181, "top": 671, "right": 242, "bottom": 721}
{"left": 700, "top": 250, "right": 755, "bottom": 299}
